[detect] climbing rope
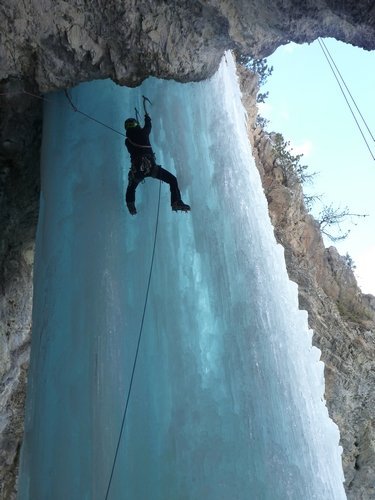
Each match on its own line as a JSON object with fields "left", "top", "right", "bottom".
{"left": 60, "top": 90, "right": 162, "bottom": 499}
{"left": 63, "top": 89, "right": 162, "bottom": 500}
{"left": 64, "top": 90, "right": 126, "bottom": 137}
{"left": 1, "top": 88, "right": 126, "bottom": 137}
{"left": 2, "top": 85, "right": 162, "bottom": 499}
{"left": 318, "top": 38, "right": 375, "bottom": 161}
{"left": 104, "top": 179, "right": 161, "bottom": 500}
{"left": 0, "top": 89, "right": 50, "bottom": 101}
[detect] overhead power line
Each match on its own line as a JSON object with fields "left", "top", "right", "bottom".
{"left": 317, "top": 37, "right": 375, "bottom": 161}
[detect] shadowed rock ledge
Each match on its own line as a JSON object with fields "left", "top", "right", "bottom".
{"left": 1, "top": 1, "right": 375, "bottom": 498}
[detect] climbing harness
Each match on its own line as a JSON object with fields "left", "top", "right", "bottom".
{"left": 138, "top": 156, "right": 153, "bottom": 175}
{"left": 128, "top": 156, "right": 156, "bottom": 182}
{"left": 125, "top": 136, "right": 153, "bottom": 150}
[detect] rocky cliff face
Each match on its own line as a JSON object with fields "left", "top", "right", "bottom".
{"left": 239, "top": 65, "right": 375, "bottom": 499}
{"left": 2, "top": 0, "right": 375, "bottom": 91}
{"left": 1, "top": 1, "right": 375, "bottom": 498}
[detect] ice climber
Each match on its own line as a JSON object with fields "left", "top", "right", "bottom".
{"left": 124, "top": 114, "right": 190, "bottom": 215}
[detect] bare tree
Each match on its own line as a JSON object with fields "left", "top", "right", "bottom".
{"left": 317, "top": 204, "right": 368, "bottom": 242}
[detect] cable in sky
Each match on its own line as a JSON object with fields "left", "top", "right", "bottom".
{"left": 318, "top": 38, "right": 375, "bottom": 143}
{"left": 317, "top": 38, "right": 375, "bottom": 161}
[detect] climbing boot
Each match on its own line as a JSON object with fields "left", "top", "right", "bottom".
{"left": 172, "top": 200, "right": 191, "bottom": 212}
{"left": 127, "top": 202, "right": 137, "bottom": 215}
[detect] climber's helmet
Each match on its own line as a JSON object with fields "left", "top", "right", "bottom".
{"left": 124, "top": 118, "right": 139, "bottom": 130}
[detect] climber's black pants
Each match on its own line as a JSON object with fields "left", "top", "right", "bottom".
{"left": 126, "top": 164, "right": 181, "bottom": 205}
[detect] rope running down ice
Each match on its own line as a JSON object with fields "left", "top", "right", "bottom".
{"left": 63, "top": 90, "right": 126, "bottom": 137}
{"left": 1, "top": 86, "right": 162, "bottom": 499}
{"left": 63, "top": 89, "right": 162, "bottom": 500}
{"left": 104, "top": 179, "right": 161, "bottom": 500}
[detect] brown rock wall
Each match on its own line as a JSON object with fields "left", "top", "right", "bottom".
{"left": 239, "top": 63, "right": 375, "bottom": 499}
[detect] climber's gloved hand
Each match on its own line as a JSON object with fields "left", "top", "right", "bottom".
{"left": 127, "top": 202, "right": 137, "bottom": 215}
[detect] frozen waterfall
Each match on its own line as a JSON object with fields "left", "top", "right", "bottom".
{"left": 18, "top": 54, "right": 346, "bottom": 499}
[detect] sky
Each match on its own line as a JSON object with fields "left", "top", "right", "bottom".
{"left": 258, "top": 38, "right": 375, "bottom": 295}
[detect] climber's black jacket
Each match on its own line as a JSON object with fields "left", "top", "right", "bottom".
{"left": 125, "top": 114, "right": 154, "bottom": 165}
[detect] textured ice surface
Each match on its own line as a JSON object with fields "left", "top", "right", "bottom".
{"left": 18, "top": 54, "right": 346, "bottom": 499}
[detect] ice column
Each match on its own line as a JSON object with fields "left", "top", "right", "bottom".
{"left": 18, "top": 53, "right": 346, "bottom": 500}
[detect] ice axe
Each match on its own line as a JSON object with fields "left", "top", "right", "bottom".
{"left": 142, "top": 95, "right": 152, "bottom": 116}
{"left": 134, "top": 95, "right": 152, "bottom": 122}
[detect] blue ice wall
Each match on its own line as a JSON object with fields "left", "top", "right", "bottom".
{"left": 18, "top": 54, "right": 346, "bottom": 499}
